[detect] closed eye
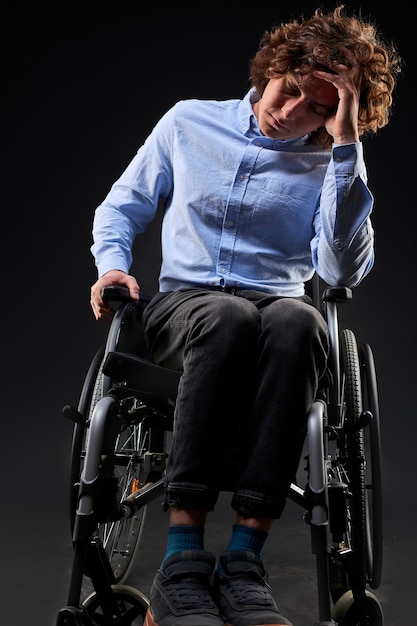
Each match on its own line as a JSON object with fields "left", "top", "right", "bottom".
{"left": 310, "top": 102, "right": 335, "bottom": 117}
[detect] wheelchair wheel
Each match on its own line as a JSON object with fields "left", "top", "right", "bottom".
{"left": 327, "top": 329, "right": 384, "bottom": 625}
{"left": 82, "top": 584, "right": 149, "bottom": 625}
{"left": 332, "top": 589, "right": 383, "bottom": 626}
{"left": 340, "top": 329, "right": 367, "bottom": 587}
{"left": 69, "top": 348, "right": 148, "bottom": 584}
{"left": 359, "top": 343, "right": 383, "bottom": 590}
{"left": 96, "top": 418, "right": 149, "bottom": 583}
{"left": 69, "top": 345, "right": 105, "bottom": 533}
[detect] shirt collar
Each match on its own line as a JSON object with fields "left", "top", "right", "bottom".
{"left": 237, "top": 88, "right": 260, "bottom": 136}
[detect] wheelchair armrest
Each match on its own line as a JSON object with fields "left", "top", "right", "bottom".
{"left": 102, "top": 285, "right": 131, "bottom": 301}
{"left": 102, "top": 285, "right": 152, "bottom": 304}
{"left": 322, "top": 286, "right": 353, "bottom": 303}
{"left": 102, "top": 286, "right": 153, "bottom": 313}
{"left": 103, "top": 350, "right": 181, "bottom": 402}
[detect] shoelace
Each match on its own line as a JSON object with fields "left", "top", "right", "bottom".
{"left": 222, "top": 573, "right": 274, "bottom": 607}
{"left": 162, "top": 574, "right": 218, "bottom": 612}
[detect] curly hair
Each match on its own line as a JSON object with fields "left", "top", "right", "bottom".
{"left": 249, "top": 5, "right": 402, "bottom": 148}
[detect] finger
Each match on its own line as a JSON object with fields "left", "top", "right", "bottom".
{"left": 313, "top": 63, "right": 360, "bottom": 92}
{"left": 317, "top": 51, "right": 362, "bottom": 88}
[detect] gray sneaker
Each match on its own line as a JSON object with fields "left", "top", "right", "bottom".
{"left": 144, "top": 549, "right": 224, "bottom": 625}
{"left": 214, "top": 550, "right": 293, "bottom": 626}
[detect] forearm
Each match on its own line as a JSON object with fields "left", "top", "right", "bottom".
{"left": 312, "top": 143, "right": 375, "bottom": 287}
{"left": 91, "top": 203, "right": 137, "bottom": 276}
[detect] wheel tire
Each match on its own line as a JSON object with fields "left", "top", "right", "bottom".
{"left": 82, "top": 583, "right": 150, "bottom": 624}
{"left": 340, "top": 329, "right": 367, "bottom": 587}
{"left": 359, "top": 342, "right": 383, "bottom": 589}
{"left": 69, "top": 345, "right": 105, "bottom": 534}
{"left": 332, "top": 589, "right": 383, "bottom": 626}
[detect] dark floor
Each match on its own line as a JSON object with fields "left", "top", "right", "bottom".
{"left": 3, "top": 475, "right": 414, "bottom": 626}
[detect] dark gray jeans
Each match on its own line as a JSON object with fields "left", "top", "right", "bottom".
{"left": 142, "top": 287, "right": 329, "bottom": 519}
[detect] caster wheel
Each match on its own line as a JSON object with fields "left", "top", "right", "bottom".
{"left": 82, "top": 584, "right": 150, "bottom": 624}
{"left": 332, "top": 589, "right": 383, "bottom": 625}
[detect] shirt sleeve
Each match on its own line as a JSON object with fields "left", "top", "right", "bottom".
{"left": 311, "top": 142, "right": 375, "bottom": 287}
{"left": 90, "top": 106, "right": 175, "bottom": 277}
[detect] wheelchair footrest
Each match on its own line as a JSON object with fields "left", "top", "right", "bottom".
{"left": 56, "top": 606, "right": 95, "bottom": 626}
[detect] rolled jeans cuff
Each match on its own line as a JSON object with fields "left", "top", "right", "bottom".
{"left": 231, "top": 489, "right": 287, "bottom": 519}
{"left": 166, "top": 481, "right": 219, "bottom": 512}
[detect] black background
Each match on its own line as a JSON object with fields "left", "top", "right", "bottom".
{"left": 1, "top": 2, "right": 415, "bottom": 625}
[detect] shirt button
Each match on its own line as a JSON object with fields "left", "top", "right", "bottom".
{"left": 239, "top": 174, "right": 245, "bottom": 181}
{"left": 227, "top": 220, "right": 234, "bottom": 227}
{"left": 220, "top": 267, "right": 226, "bottom": 274}
{"left": 335, "top": 157, "right": 343, "bottom": 162}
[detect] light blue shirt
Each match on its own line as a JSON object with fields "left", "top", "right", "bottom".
{"left": 92, "top": 88, "right": 374, "bottom": 296}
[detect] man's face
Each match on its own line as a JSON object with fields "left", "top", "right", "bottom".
{"left": 253, "top": 73, "right": 339, "bottom": 140}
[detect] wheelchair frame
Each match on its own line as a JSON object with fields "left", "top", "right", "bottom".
{"left": 56, "top": 282, "right": 384, "bottom": 626}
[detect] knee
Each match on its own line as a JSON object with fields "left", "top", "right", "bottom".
{"left": 200, "top": 295, "right": 259, "bottom": 334}
{"left": 263, "top": 299, "right": 329, "bottom": 353}
{"left": 191, "top": 296, "right": 260, "bottom": 354}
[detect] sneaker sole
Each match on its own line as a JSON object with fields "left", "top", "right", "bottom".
{"left": 145, "top": 607, "right": 226, "bottom": 626}
{"left": 225, "top": 623, "right": 291, "bottom": 626}
{"left": 144, "top": 608, "right": 156, "bottom": 626}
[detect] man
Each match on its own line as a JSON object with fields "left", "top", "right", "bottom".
{"left": 90, "top": 7, "right": 400, "bottom": 625}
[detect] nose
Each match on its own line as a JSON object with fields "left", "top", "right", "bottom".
{"left": 281, "top": 97, "right": 304, "bottom": 119}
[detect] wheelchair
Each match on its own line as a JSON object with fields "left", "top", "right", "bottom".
{"left": 56, "top": 278, "right": 384, "bottom": 626}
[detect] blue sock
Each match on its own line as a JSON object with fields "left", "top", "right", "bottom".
{"left": 218, "top": 524, "right": 268, "bottom": 572}
{"left": 162, "top": 525, "right": 204, "bottom": 565}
